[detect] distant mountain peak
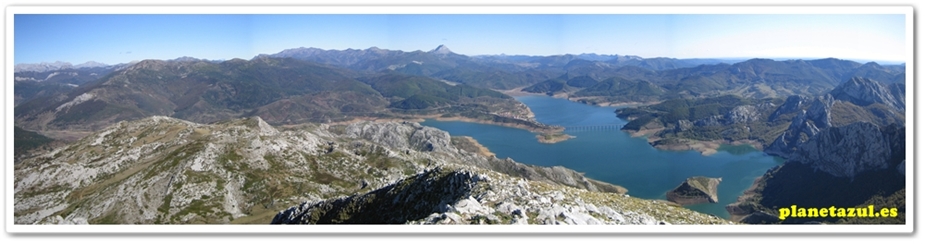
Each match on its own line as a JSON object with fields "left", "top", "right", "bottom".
{"left": 170, "top": 56, "right": 205, "bottom": 62}
{"left": 14, "top": 61, "right": 74, "bottom": 72}
{"left": 74, "top": 61, "right": 109, "bottom": 68}
{"left": 430, "top": 44, "right": 453, "bottom": 55}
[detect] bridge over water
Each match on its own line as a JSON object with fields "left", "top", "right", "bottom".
{"left": 561, "top": 124, "right": 624, "bottom": 132}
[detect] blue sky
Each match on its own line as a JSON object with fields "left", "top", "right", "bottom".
{"left": 14, "top": 14, "right": 906, "bottom": 65}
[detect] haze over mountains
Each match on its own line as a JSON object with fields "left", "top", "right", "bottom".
{"left": 13, "top": 45, "right": 908, "bottom": 225}
{"left": 15, "top": 45, "right": 905, "bottom": 114}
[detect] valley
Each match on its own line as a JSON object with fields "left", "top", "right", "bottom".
{"left": 13, "top": 44, "right": 908, "bottom": 225}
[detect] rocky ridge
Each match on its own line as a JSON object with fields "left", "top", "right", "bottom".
{"left": 15, "top": 116, "right": 725, "bottom": 225}
{"left": 789, "top": 122, "right": 895, "bottom": 178}
{"left": 830, "top": 77, "right": 905, "bottom": 112}
{"left": 726, "top": 122, "right": 905, "bottom": 224}
{"left": 273, "top": 166, "right": 730, "bottom": 225}
{"left": 766, "top": 78, "right": 905, "bottom": 158}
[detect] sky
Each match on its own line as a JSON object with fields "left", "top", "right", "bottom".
{"left": 13, "top": 14, "right": 907, "bottom": 65}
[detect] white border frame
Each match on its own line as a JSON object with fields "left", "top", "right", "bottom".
{"left": 4, "top": 5, "right": 914, "bottom": 234}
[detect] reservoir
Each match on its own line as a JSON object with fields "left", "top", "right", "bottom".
{"left": 421, "top": 95, "right": 784, "bottom": 219}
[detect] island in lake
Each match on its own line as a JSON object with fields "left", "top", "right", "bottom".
{"left": 666, "top": 176, "right": 722, "bottom": 205}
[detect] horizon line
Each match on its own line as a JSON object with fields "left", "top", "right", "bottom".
{"left": 13, "top": 45, "right": 908, "bottom": 67}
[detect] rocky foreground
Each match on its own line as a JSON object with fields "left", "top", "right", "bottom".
{"left": 14, "top": 116, "right": 730, "bottom": 225}
{"left": 272, "top": 165, "right": 730, "bottom": 225}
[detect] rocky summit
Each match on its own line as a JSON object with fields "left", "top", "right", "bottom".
{"left": 790, "top": 122, "right": 900, "bottom": 178}
{"left": 14, "top": 116, "right": 730, "bottom": 225}
{"left": 273, "top": 166, "right": 730, "bottom": 225}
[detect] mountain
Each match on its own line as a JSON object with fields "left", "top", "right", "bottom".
{"left": 518, "top": 57, "right": 905, "bottom": 106}
{"left": 429, "top": 44, "right": 454, "bottom": 55}
{"left": 14, "top": 65, "right": 122, "bottom": 106}
{"left": 268, "top": 46, "right": 402, "bottom": 68}
{"left": 15, "top": 57, "right": 366, "bottom": 132}
{"left": 830, "top": 77, "right": 905, "bottom": 112}
{"left": 617, "top": 77, "right": 904, "bottom": 157}
{"left": 269, "top": 45, "right": 549, "bottom": 90}
{"left": 19, "top": 48, "right": 906, "bottom": 107}
{"left": 573, "top": 77, "right": 666, "bottom": 102}
{"left": 15, "top": 57, "right": 540, "bottom": 135}
{"left": 15, "top": 61, "right": 78, "bottom": 73}
{"left": 267, "top": 46, "right": 906, "bottom": 101}
{"left": 765, "top": 78, "right": 905, "bottom": 158}
{"left": 520, "top": 77, "right": 568, "bottom": 94}
{"left": 14, "top": 116, "right": 732, "bottom": 225}
{"left": 726, "top": 122, "right": 905, "bottom": 224}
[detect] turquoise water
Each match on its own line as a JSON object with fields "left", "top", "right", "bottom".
{"left": 421, "top": 95, "right": 784, "bottom": 219}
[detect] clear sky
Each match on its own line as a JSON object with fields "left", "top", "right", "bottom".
{"left": 13, "top": 14, "right": 906, "bottom": 65}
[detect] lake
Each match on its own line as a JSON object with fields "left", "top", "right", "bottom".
{"left": 421, "top": 95, "right": 784, "bottom": 219}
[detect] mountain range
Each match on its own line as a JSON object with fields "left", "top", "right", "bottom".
{"left": 15, "top": 45, "right": 904, "bottom": 137}
{"left": 13, "top": 45, "right": 907, "bottom": 225}
{"left": 616, "top": 77, "right": 906, "bottom": 224}
{"left": 14, "top": 56, "right": 542, "bottom": 135}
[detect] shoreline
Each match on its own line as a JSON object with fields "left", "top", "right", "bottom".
{"left": 625, "top": 127, "right": 765, "bottom": 156}
{"left": 498, "top": 87, "right": 659, "bottom": 109}
{"left": 456, "top": 136, "right": 496, "bottom": 158}
{"left": 326, "top": 114, "right": 571, "bottom": 144}
{"left": 536, "top": 133, "right": 576, "bottom": 144}
{"left": 429, "top": 116, "right": 574, "bottom": 144}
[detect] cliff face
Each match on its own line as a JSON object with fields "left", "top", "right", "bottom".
{"left": 765, "top": 78, "right": 904, "bottom": 159}
{"left": 790, "top": 122, "right": 894, "bottom": 178}
{"left": 765, "top": 96, "right": 832, "bottom": 157}
{"left": 727, "top": 122, "right": 905, "bottom": 224}
{"left": 665, "top": 176, "right": 722, "bottom": 205}
{"left": 830, "top": 77, "right": 904, "bottom": 112}
{"left": 768, "top": 95, "right": 809, "bottom": 122}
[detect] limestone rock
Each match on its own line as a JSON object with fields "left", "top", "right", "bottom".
{"left": 830, "top": 77, "right": 904, "bottom": 112}
{"left": 769, "top": 95, "right": 809, "bottom": 121}
{"left": 789, "top": 122, "right": 896, "bottom": 178}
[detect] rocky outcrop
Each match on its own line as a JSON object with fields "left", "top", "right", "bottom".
{"left": 14, "top": 116, "right": 342, "bottom": 224}
{"left": 675, "top": 119, "right": 693, "bottom": 132}
{"left": 272, "top": 167, "right": 481, "bottom": 224}
{"left": 769, "top": 95, "right": 809, "bottom": 122}
{"left": 274, "top": 166, "right": 732, "bottom": 225}
{"left": 691, "top": 105, "right": 759, "bottom": 127}
{"left": 693, "top": 115, "right": 723, "bottom": 127}
{"left": 725, "top": 105, "right": 759, "bottom": 124}
{"left": 343, "top": 121, "right": 454, "bottom": 154}
{"left": 790, "top": 122, "right": 900, "bottom": 178}
{"left": 830, "top": 77, "right": 904, "bottom": 112}
{"left": 766, "top": 111, "right": 819, "bottom": 157}
{"left": 727, "top": 122, "right": 906, "bottom": 224}
{"left": 665, "top": 176, "right": 721, "bottom": 205}
{"left": 765, "top": 96, "right": 833, "bottom": 158}
{"left": 766, "top": 77, "right": 906, "bottom": 159}
{"left": 888, "top": 82, "right": 905, "bottom": 111}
